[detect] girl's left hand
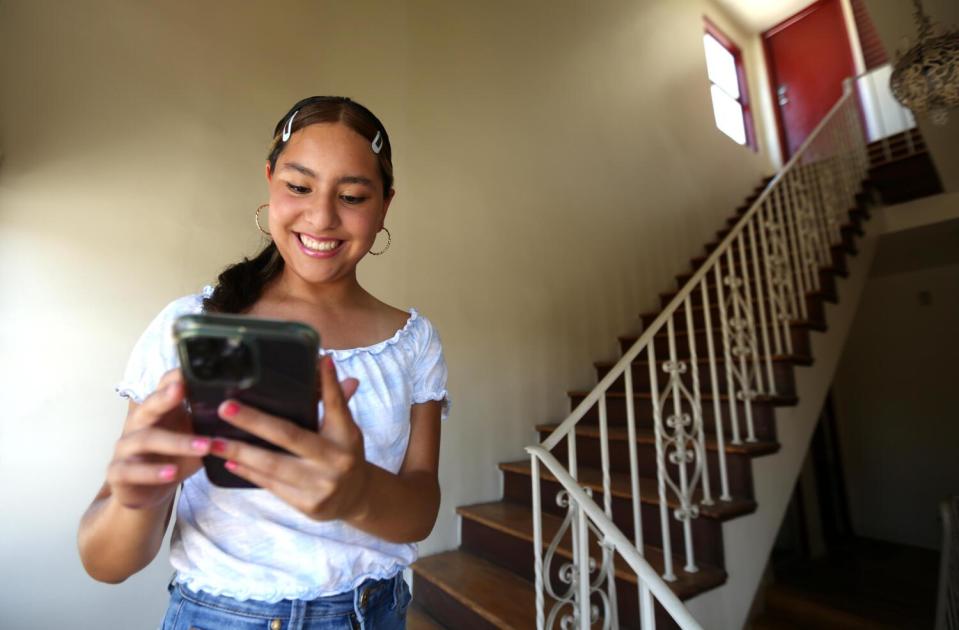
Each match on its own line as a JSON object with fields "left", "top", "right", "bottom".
{"left": 209, "top": 355, "right": 371, "bottom": 522}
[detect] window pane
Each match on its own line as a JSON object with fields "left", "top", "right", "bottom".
{"left": 710, "top": 84, "right": 747, "bottom": 145}
{"left": 703, "top": 33, "right": 740, "bottom": 99}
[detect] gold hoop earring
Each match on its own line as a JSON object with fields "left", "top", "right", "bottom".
{"left": 255, "top": 203, "right": 271, "bottom": 237}
{"left": 369, "top": 227, "right": 391, "bottom": 255}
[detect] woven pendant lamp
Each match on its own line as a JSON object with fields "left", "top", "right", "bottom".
{"left": 889, "top": 0, "right": 959, "bottom": 125}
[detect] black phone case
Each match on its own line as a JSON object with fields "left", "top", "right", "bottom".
{"left": 174, "top": 313, "right": 319, "bottom": 488}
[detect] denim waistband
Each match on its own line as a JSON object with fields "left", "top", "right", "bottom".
{"left": 168, "top": 571, "right": 404, "bottom": 624}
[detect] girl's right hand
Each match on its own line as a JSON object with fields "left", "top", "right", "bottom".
{"left": 106, "top": 369, "right": 211, "bottom": 510}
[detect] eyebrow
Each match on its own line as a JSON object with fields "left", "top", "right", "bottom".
{"left": 337, "top": 175, "right": 375, "bottom": 187}
{"left": 280, "top": 162, "right": 317, "bottom": 178}
{"left": 279, "top": 162, "right": 375, "bottom": 187}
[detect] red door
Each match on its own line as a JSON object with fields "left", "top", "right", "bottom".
{"left": 763, "top": 0, "right": 856, "bottom": 160}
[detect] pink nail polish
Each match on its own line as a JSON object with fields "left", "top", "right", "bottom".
{"left": 210, "top": 438, "right": 228, "bottom": 454}
{"left": 159, "top": 465, "right": 177, "bottom": 481}
{"left": 222, "top": 401, "right": 240, "bottom": 417}
{"left": 191, "top": 438, "right": 211, "bottom": 452}
{"left": 225, "top": 460, "right": 238, "bottom": 472}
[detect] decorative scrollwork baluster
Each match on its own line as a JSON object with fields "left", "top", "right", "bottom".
{"left": 722, "top": 270, "right": 759, "bottom": 442}
{"left": 543, "top": 489, "right": 616, "bottom": 630}
{"left": 656, "top": 355, "right": 705, "bottom": 572}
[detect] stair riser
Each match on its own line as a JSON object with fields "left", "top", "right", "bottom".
{"left": 460, "top": 518, "right": 661, "bottom": 627}
{"left": 501, "top": 472, "right": 726, "bottom": 569}
{"left": 642, "top": 298, "right": 826, "bottom": 331}
{"left": 571, "top": 394, "right": 778, "bottom": 443}
{"left": 541, "top": 431, "right": 757, "bottom": 501}
{"left": 597, "top": 360, "right": 797, "bottom": 401}
{"left": 411, "top": 574, "right": 500, "bottom": 630}
{"left": 619, "top": 326, "right": 812, "bottom": 362}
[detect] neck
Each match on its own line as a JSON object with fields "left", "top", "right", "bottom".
{"left": 269, "top": 267, "right": 370, "bottom": 311}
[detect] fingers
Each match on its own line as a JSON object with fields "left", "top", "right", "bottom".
{"left": 116, "top": 427, "right": 211, "bottom": 460}
{"left": 127, "top": 379, "right": 186, "bottom": 431}
{"left": 220, "top": 459, "right": 316, "bottom": 509}
{"left": 107, "top": 459, "right": 180, "bottom": 486}
{"left": 341, "top": 377, "right": 360, "bottom": 402}
{"left": 208, "top": 437, "right": 322, "bottom": 486}
{"left": 216, "top": 400, "right": 332, "bottom": 460}
{"left": 156, "top": 368, "right": 183, "bottom": 390}
{"left": 319, "top": 356, "right": 348, "bottom": 414}
{"left": 209, "top": 430, "right": 354, "bottom": 482}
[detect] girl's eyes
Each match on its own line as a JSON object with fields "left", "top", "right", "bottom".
{"left": 284, "top": 183, "right": 367, "bottom": 205}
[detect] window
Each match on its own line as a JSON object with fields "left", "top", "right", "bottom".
{"left": 703, "top": 20, "right": 756, "bottom": 149}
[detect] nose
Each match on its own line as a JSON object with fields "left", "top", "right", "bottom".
{"left": 302, "top": 190, "right": 340, "bottom": 230}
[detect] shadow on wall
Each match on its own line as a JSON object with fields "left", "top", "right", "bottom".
{"left": 834, "top": 217, "right": 959, "bottom": 549}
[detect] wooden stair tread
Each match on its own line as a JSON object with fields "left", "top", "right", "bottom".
{"left": 499, "top": 459, "right": 756, "bottom": 520}
{"left": 455, "top": 501, "right": 726, "bottom": 600}
{"left": 537, "top": 422, "right": 781, "bottom": 457}
{"left": 411, "top": 550, "right": 537, "bottom": 629}
{"left": 568, "top": 388, "right": 799, "bottom": 407}
{"left": 406, "top": 602, "right": 447, "bottom": 630}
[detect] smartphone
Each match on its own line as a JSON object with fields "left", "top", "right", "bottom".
{"left": 173, "top": 313, "right": 320, "bottom": 488}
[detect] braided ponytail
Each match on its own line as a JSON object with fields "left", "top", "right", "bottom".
{"left": 202, "top": 242, "right": 284, "bottom": 313}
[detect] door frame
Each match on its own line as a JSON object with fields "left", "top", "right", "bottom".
{"left": 761, "top": 0, "right": 854, "bottom": 164}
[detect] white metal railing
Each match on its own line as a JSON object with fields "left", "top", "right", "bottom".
{"left": 524, "top": 76, "right": 906, "bottom": 629}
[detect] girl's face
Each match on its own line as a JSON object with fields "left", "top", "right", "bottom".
{"left": 265, "top": 122, "right": 393, "bottom": 287}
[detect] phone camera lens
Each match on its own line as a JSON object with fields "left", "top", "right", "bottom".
{"left": 185, "top": 335, "right": 253, "bottom": 382}
{"left": 219, "top": 338, "right": 253, "bottom": 381}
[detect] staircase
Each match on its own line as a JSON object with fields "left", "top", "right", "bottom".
{"left": 407, "top": 87, "right": 935, "bottom": 628}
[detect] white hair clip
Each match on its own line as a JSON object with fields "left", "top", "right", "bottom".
{"left": 281, "top": 110, "right": 299, "bottom": 142}
{"left": 371, "top": 131, "right": 383, "bottom": 154}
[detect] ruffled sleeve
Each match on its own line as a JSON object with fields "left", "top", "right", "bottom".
{"left": 410, "top": 313, "right": 451, "bottom": 421}
{"left": 114, "top": 290, "right": 208, "bottom": 403}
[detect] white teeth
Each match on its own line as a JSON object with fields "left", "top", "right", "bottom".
{"left": 298, "top": 234, "right": 340, "bottom": 252}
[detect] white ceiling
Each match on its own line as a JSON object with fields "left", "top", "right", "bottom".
{"left": 711, "top": 0, "right": 819, "bottom": 33}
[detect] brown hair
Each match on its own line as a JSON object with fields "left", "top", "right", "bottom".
{"left": 203, "top": 96, "right": 394, "bottom": 314}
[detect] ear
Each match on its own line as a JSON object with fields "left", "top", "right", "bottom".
{"left": 381, "top": 188, "right": 396, "bottom": 226}
{"left": 265, "top": 163, "right": 273, "bottom": 182}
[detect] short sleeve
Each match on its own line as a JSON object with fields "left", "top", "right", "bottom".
{"left": 115, "top": 292, "right": 207, "bottom": 404}
{"left": 411, "top": 314, "right": 451, "bottom": 421}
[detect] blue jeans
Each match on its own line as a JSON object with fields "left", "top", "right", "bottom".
{"left": 159, "top": 572, "right": 411, "bottom": 629}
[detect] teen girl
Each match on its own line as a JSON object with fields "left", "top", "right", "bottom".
{"left": 77, "top": 96, "right": 449, "bottom": 629}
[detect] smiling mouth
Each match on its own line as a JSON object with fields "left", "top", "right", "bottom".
{"left": 297, "top": 233, "right": 343, "bottom": 253}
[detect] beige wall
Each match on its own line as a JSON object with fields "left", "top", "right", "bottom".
{"left": 862, "top": 0, "right": 959, "bottom": 192}
{"left": 833, "top": 212, "right": 959, "bottom": 550}
{"left": 0, "top": 0, "right": 773, "bottom": 626}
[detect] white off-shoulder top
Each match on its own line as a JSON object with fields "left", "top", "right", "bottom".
{"left": 115, "top": 286, "right": 450, "bottom": 601}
